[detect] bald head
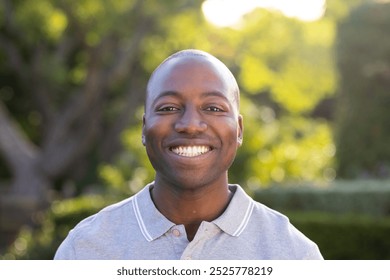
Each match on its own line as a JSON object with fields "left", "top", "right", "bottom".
{"left": 145, "top": 49, "right": 240, "bottom": 113}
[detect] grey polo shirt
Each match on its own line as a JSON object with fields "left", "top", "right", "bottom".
{"left": 54, "top": 183, "right": 323, "bottom": 260}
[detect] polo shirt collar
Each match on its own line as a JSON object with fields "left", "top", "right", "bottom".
{"left": 133, "top": 183, "right": 254, "bottom": 241}
{"left": 133, "top": 183, "right": 175, "bottom": 241}
{"left": 213, "top": 184, "right": 254, "bottom": 237}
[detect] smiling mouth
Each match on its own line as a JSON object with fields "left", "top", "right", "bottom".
{"left": 170, "top": 145, "right": 212, "bottom": 157}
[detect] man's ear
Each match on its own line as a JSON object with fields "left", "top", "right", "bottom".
{"left": 237, "top": 114, "right": 244, "bottom": 147}
{"left": 142, "top": 114, "right": 146, "bottom": 146}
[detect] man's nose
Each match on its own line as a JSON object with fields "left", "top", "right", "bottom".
{"left": 174, "top": 107, "right": 207, "bottom": 134}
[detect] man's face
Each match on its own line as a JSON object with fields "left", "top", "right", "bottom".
{"left": 143, "top": 56, "right": 243, "bottom": 189}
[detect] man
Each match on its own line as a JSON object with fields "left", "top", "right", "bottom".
{"left": 54, "top": 49, "right": 323, "bottom": 259}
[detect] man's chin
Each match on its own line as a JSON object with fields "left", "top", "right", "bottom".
{"left": 156, "top": 171, "right": 227, "bottom": 191}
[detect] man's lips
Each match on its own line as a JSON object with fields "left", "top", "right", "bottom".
{"left": 169, "top": 145, "right": 212, "bottom": 157}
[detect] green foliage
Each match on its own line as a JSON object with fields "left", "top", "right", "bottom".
{"left": 230, "top": 100, "right": 335, "bottom": 187}
{"left": 237, "top": 9, "right": 336, "bottom": 114}
{"left": 254, "top": 180, "right": 390, "bottom": 216}
{"left": 334, "top": 2, "right": 390, "bottom": 178}
{"left": 99, "top": 118, "right": 155, "bottom": 196}
{"left": 324, "top": 0, "right": 370, "bottom": 20}
{"left": 140, "top": 1, "right": 208, "bottom": 73}
{"left": 1, "top": 195, "right": 110, "bottom": 260}
{"left": 15, "top": 0, "right": 68, "bottom": 42}
{"left": 288, "top": 211, "right": 390, "bottom": 260}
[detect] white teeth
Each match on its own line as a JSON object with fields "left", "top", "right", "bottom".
{"left": 171, "top": 146, "right": 211, "bottom": 157}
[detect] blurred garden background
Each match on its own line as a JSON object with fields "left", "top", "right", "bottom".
{"left": 0, "top": 0, "right": 390, "bottom": 259}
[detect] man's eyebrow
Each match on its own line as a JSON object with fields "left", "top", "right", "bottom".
{"left": 201, "top": 91, "right": 230, "bottom": 102}
{"left": 153, "top": 91, "right": 230, "bottom": 101}
{"left": 150, "top": 90, "right": 234, "bottom": 108}
{"left": 150, "top": 90, "right": 178, "bottom": 103}
{"left": 155, "top": 91, "right": 180, "bottom": 99}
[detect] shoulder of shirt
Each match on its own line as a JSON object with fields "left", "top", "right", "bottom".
{"left": 248, "top": 195, "right": 322, "bottom": 258}
{"left": 67, "top": 194, "right": 136, "bottom": 238}
{"left": 252, "top": 199, "right": 290, "bottom": 221}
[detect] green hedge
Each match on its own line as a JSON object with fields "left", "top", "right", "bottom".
{"left": 253, "top": 180, "right": 390, "bottom": 216}
{"left": 287, "top": 212, "right": 390, "bottom": 260}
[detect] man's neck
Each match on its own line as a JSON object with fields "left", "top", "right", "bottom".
{"left": 150, "top": 177, "right": 233, "bottom": 241}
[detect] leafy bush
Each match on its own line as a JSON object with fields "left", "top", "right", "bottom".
{"left": 253, "top": 180, "right": 390, "bottom": 216}
{"left": 1, "top": 195, "right": 110, "bottom": 260}
{"left": 287, "top": 211, "right": 390, "bottom": 260}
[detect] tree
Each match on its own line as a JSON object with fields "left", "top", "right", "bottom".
{"left": 0, "top": 0, "right": 204, "bottom": 205}
{"left": 334, "top": 2, "right": 390, "bottom": 178}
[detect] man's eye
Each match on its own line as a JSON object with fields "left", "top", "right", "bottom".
{"left": 157, "top": 106, "right": 179, "bottom": 112}
{"left": 205, "top": 106, "right": 223, "bottom": 112}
